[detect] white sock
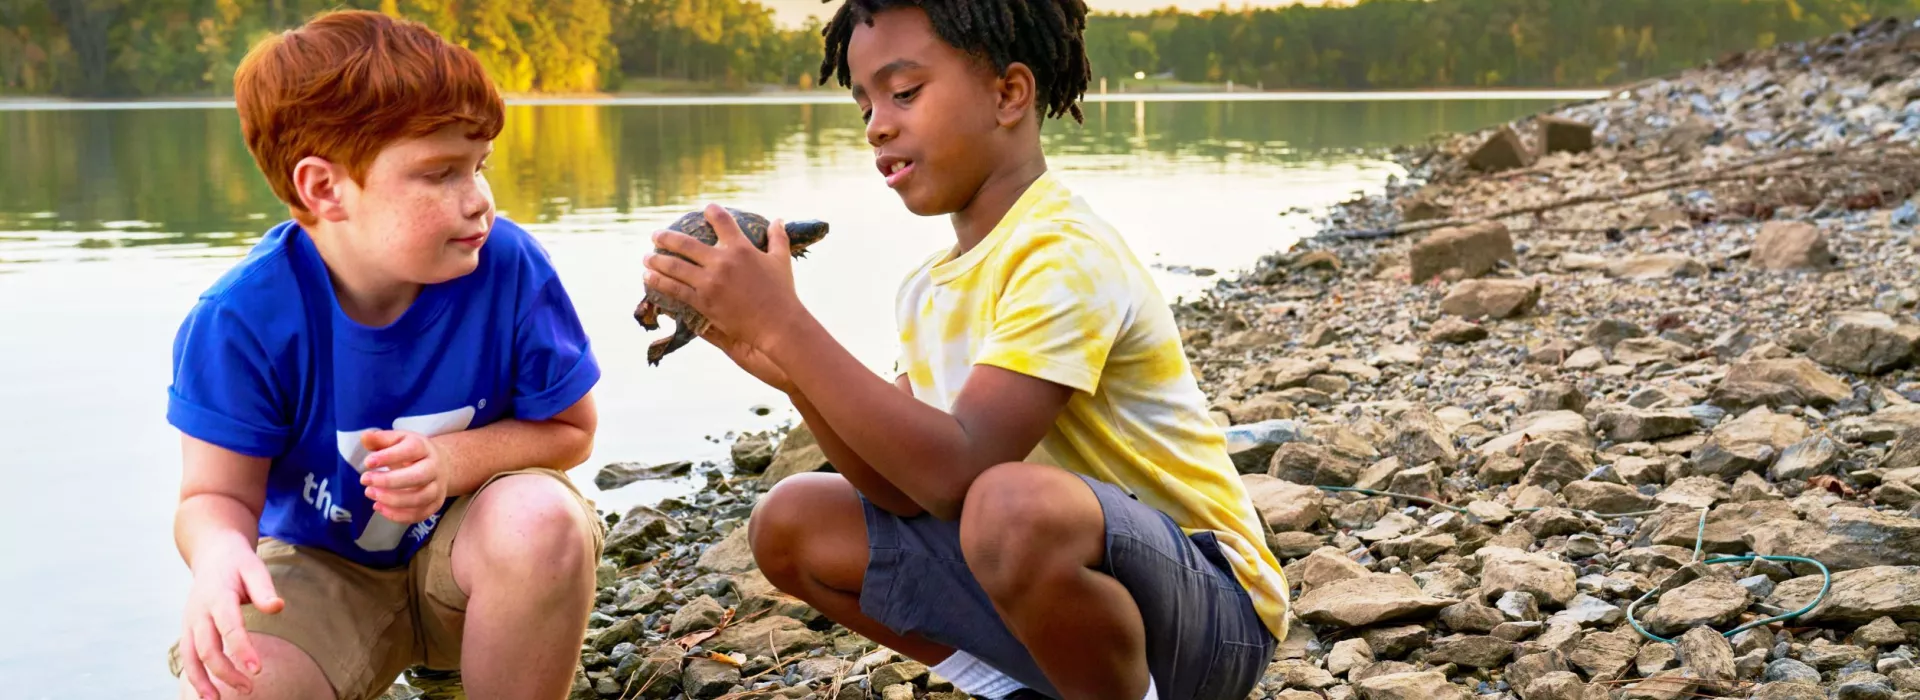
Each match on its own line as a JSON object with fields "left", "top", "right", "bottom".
{"left": 928, "top": 650, "right": 1028, "bottom": 698}
{"left": 1143, "top": 676, "right": 1160, "bottom": 700}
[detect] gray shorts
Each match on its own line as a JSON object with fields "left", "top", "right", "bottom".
{"left": 858, "top": 472, "right": 1276, "bottom": 700}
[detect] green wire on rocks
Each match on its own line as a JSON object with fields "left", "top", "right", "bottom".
{"left": 1313, "top": 488, "right": 1837, "bottom": 645}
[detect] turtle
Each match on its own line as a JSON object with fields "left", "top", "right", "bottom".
{"left": 635, "top": 207, "right": 829, "bottom": 366}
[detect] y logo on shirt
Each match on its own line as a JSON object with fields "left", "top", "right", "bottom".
{"left": 331, "top": 404, "right": 476, "bottom": 552}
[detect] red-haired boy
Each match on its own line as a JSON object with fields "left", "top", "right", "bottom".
{"left": 165, "top": 11, "right": 603, "bottom": 700}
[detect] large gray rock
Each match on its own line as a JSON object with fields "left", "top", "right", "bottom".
{"left": 1410, "top": 222, "right": 1516, "bottom": 283}
{"left": 1568, "top": 628, "right": 1640, "bottom": 682}
{"left": 595, "top": 460, "right": 693, "bottom": 490}
{"left": 1651, "top": 500, "right": 1798, "bottom": 554}
{"left": 1745, "top": 508, "right": 1920, "bottom": 570}
{"left": 1597, "top": 408, "right": 1699, "bottom": 443}
{"left": 1540, "top": 116, "right": 1595, "bottom": 154}
{"left": 1809, "top": 312, "right": 1920, "bottom": 375}
{"left": 1269, "top": 442, "right": 1364, "bottom": 487}
{"left": 1441, "top": 278, "right": 1541, "bottom": 319}
{"left": 1765, "top": 658, "right": 1823, "bottom": 685}
{"left": 1688, "top": 407, "right": 1807, "bottom": 480}
{"left": 730, "top": 433, "right": 776, "bottom": 473}
{"left": 1388, "top": 408, "right": 1459, "bottom": 467}
{"left": 1287, "top": 547, "right": 1372, "bottom": 592}
{"left": 708, "top": 616, "right": 824, "bottom": 659}
{"left": 1467, "top": 126, "right": 1534, "bottom": 172}
{"left": 605, "top": 504, "right": 683, "bottom": 555}
{"left": 1440, "top": 602, "right": 1507, "bottom": 633}
{"left": 1719, "top": 357, "right": 1851, "bottom": 408}
{"left": 1752, "top": 221, "right": 1834, "bottom": 271}
{"left": 1767, "top": 566, "right": 1920, "bottom": 623}
{"left": 763, "top": 423, "right": 831, "bottom": 486}
{"left": 1609, "top": 254, "right": 1707, "bottom": 280}
{"left": 696, "top": 524, "right": 756, "bottom": 574}
{"left": 668, "top": 594, "right": 727, "bottom": 637}
{"left": 1426, "top": 635, "right": 1515, "bottom": 668}
{"left": 1480, "top": 411, "right": 1594, "bottom": 456}
{"left": 1295, "top": 573, "right": 1457, "bottom": 627}
{"left": 1479, "top": 546, "right": 1579, "bottom": 607}
{"left": 1675, "top": 626, "right": 1736, "bottom": 682}
{"left": 1644, "top": 578, "right": 1752, "bottom": 635}
{"left": 1357, "top": 672, "right": 1470, "bottom": 700}
{"left": 1521, "top": 442, "right": 1596, "bottom": 491}
{"left": 1563, "top": 481, "right": 1653, "bottom": 514}
{"left": 1773, "top": 437, "right": 1841, "bottom": 481}
{"left": 1361, "top": 625, "right": 1432, "bottom": 659}
{"left": 1242, "top": 475, "right": 1325, "bottom": 532}
{"left": 682, "top": 657, "right": 740, "bottom": 699}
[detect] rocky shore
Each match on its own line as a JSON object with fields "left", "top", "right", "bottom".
{"left": 391, "top": 16, "right": 1920, "bottom": 700}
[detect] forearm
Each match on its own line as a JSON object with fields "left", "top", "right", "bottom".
{"left": 435, "top": 418, "right": 594, "bottom": 496}
{"left": 767, "top": 315, "right": 993, "bottom": 518}
{"left": 175, "top": 495, "right": 262, "bottom": 569}
{"left": 790, "top": 394, "right": 924, "bottom": 516}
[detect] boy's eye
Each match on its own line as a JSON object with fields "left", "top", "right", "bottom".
{"left": 893, "top": 86, "right": 920, "bottom": 103}
{"left": 860, "top": 110, "right": 872, "bottom": 124}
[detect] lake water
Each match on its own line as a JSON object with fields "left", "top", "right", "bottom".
{"left": 0, "top": 96, "right": 1564, "bottom": 697}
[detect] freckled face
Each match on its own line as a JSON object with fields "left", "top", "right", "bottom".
{"left": 338, "top": 125, "right": 496, "bottom": 284}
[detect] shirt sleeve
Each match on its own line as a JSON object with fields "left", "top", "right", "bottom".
{"left": 513, "top": 273, "right": 601, "bottom": 421}
{"left": 973, "top": 233, "right": 1133, "bottom": 394}
{"left": 166, "top": 300, "right": 290, "bottom": 458}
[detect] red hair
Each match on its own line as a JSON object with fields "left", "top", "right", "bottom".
{"left": 234, "top": 10, "right": 504, "bottom": 225}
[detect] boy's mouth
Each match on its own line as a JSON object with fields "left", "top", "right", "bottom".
{"left": 451, "top": 231, "right": 487, "bottom": 248}
{"left": 877, "top": 155, "right": 915, "bottom": 189}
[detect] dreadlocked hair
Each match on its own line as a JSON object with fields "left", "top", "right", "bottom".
{"left": 818, "top": 0, "right": 1091, "bottom": 123}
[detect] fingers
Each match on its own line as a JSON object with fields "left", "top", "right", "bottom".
{"left": 194, "top": 613, "right": 251, "bottom": 693}
{"left": 373, "top": 498, "right": 440, "bottom": 525}
{"left": 704, "top": 203, "right": 750, "bottom": 248}
{"left": 364, "top": 433, "right": 426, "bottom": 471}
{"left": 368, "top": 483, "right": 444, "bottom": 513}
{"left": 210, "top": 600, "right": 261, "bottom": 677}
{"left": 643, "top": 250, "right": 706, "bottom": 289}
{"left": 179, "top": 634, "right": 218, "bottom": 700}
{"left": 237, "top": 553, "right": 283, "bottom": 615}
{"left": 642, "top": 263, "right": 700, "bottom": 306}
{"left": 361, "top": 460, "right": 435, "bottom": 490}
{"left": 768, "top": 218, "right": 791, "bottom": 258}
{"left": 360, "top": 429, "right": 405, "bottom": 453}
{"left": 651, "top": 230, "right": 716, "bottom": 265}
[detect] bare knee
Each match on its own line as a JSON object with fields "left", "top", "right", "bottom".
{"left": 749, "top": 473, "right": 864, "bottom": 592}
{"left": 177, "top": 633, "right": 333, "bottom": 700}
{"left": 457, "top": 475, "right": 595, "bottom": 590}
{"left": 750, "top": 473, "right": 840, "bottom": 580}
{"left": 959, "top": 463, "right": 1100, "bottom": 598}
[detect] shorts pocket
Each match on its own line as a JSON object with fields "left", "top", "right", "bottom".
{"left": 1195, "top": 639, "right": 1275, "bottom": 700}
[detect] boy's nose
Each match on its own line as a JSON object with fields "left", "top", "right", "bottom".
{"left": 866, "top": 112, "right": 897, "bottom": 148}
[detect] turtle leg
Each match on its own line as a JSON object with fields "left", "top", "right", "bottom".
{"left": 646, "top": 321, "right": 701, "bottom": 366}
{"left": 635, "top": 301, "right": 660, "bottom": 330}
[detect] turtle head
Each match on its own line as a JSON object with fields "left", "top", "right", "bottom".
{"left": 783, "top": 220, "right": 830, "bottom": 258}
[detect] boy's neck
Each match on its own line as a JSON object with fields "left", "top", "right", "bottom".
{"left": 306, "top": 222, "right": 422, "bottom": 328}
{"left": 950, "top": 152, "right": 1048, "bottom": 254}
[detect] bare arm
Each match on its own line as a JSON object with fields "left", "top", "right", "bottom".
{"left": 434, "top": 393, "right": 598, "bottom": 497}
{"left": 359, "top": 393, "right": 597, "bottom": 524}
{"left": 173, "top": 434, "right": 284, "bottom": 697}
{"left": 766, "top": 316, "right": 1073, "bottom": 520}
{"left": 789, "top": 376, "right": 924, "bottom": 516}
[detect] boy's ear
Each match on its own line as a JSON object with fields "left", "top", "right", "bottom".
{"left": 292, "top": 155, "right": 351, "bottom": 223}
{"left": 995, "top": 62, "right": 1037, "bottom": 128}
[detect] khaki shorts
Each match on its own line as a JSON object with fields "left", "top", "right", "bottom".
{"left": 169, "top": 468, "right": 606, "bottom": 700}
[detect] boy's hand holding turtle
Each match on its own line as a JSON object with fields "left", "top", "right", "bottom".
{"left": 643, "top": 204, "right": 821, "bottom": 373}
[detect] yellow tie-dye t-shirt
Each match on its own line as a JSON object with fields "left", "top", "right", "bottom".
{"left": 892, "top": 171, "right": 1291, "bottom": 640}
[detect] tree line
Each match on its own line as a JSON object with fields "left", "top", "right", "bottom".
{"left": 5, "top": 0, "right": 1920, "bottom": 98}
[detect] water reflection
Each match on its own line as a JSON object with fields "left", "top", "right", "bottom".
{"left": 0, "top": 99, "right": 1558, "bottom": 264}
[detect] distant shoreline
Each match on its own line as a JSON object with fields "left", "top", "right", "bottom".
{"left": 0, "top": 88, "right": 1613, "bottom": 111}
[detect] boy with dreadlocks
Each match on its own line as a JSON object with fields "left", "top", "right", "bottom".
{"left": 642, "top": 0, "right": 1286, "bottom": 697}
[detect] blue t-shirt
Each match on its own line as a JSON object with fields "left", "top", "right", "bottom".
{"left": 166, "top": 217, "right": 600, "bottom": 569}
